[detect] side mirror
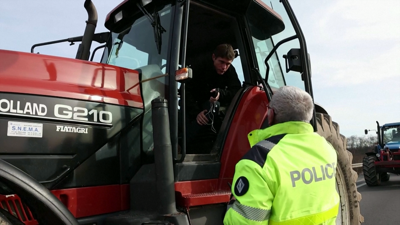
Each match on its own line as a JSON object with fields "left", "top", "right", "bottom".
{"left": 283, "top": 48, "right": 302, "bottom": 73}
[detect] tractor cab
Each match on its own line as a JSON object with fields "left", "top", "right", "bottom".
{"left": 101, "top": 0, "right": 312, "bottom": 158}
{"left": 379, "top": 122, "right": 400, "bottom": 152}
{"left": 367, "top": 121, "right": 400, "bottom": 152}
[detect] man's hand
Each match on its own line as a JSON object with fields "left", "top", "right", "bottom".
{"left": 210, "top": 88, "right": 220, "bottom": 102}
{"left": 196, "top": 110, "right": 209, "bottom": 125}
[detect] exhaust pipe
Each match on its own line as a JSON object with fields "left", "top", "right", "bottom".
{"left": 76, "top": 0, "right": 98, "bottom": 60}
{"left": 151, "top": 97, "right": 177, "bottom": 215}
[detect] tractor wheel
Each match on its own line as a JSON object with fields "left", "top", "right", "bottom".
{"left": 362, "top": 156, "right": 380, "bottom": 186}
{"left": 316, "top": 113, "right": 363, "bottom": 225}
{"left": 380, "top": 172, "right": 390, "bottom": 182}
{"left": 0, "top": 159, "right": 79, "bottom": 225}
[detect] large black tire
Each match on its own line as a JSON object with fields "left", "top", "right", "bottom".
{"left": 0, "top": 159, "right": 79, "bottom": 225}
{"left": 316, "top": 113, "right": 363, "bottom": 225}
{"left": 362, "top": 156, "right": 380, "bottom": 186}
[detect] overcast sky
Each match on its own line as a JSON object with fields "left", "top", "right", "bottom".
{"left": 0, "top": 0, "right": 399, "bottom": 137}
{"left": 290, "top": 1, "right": 400, "bottom": 137}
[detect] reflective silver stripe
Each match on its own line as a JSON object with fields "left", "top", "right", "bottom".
{"left": 256, "top": 140, "right": 276, "bottom": 151}
{"left": 232, "top": 201, "right": 270, "bottom": 222}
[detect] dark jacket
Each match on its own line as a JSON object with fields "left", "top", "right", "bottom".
{"left": 182, "top": 58, "right": 241, "bottom": 120}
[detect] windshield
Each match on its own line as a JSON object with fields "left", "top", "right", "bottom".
{"left": 383, "top": 125, "right": 400, "bottom": 144}
{"left": 102, "top": 4, "right": 172, "bottom": 75}
{"left": 100, "top": 3, "right": 173, "bottom": 158}
{"left": 247, "top": 0, "right": 306, "bottom": 90}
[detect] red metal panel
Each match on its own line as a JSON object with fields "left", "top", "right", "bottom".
{"left": 175, "top": 179, "right": 219, "bottom": 195}
{"left": 374, "top": 161, "right": 400, "bottom": 167}
{"left": 16, "top": 198, "right": 29, "bottom": 222}
{"left": 176, "top": 191, "right": 231, "bottom": 207}
{"left": 0, "top": 195, "right": 38, "bottom": 225}
{"left": 0, "top": 184, "right": 130, "bottom": 224}
{"left": 175, "top": 180, "right": 230, "bottom": 207}
{"left": 0, "top": 50, "right": 143, "bottom": 108}
{"left": 51, "top": 184, "right": 130, "bottom": 218}
{"left": 10, "top": 199, "right": 23, "bottom": 221}
{"left": 376, "top": 149, "right": 400, "bottom": 167}
{"left": 218, "top": 86, "right": 269, "bottom": 189}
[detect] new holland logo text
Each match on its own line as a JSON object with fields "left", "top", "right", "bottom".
{"left": 0, "top": 99, "right": 46, "bottom": 116}
{"left": 56, "top": 126, "right": 88, "bottom": 134}
{"left": 0, "top": 98, "right": 113, "bottom": 125}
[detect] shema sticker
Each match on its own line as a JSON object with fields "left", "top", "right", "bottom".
{"left": 234, "top": 176, "right": 249, "bottom": 196}
{"left": 7, "top": 121, "right": 43, "bottom": 138}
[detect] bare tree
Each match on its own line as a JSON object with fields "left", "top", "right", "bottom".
{"left": 346, "top": 135, "right": 358, "bottom": 149}
{"left": 346, "top": 135, "right": 377, "bottom": 163}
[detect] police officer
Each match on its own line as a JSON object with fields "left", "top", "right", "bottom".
{"left": 224, "top": 86, "right": 339, "bottom": 225}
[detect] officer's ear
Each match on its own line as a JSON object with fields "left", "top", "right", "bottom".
{"left": 267, "top": 108, "right": 276, "bottom": 126}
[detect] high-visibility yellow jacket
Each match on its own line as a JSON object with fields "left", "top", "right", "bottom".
{"left": 224, "top": 121, "right": 339, "bottom": 225}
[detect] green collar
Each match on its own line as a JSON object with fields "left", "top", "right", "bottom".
{"left": 248, "top": 121, "right": 314, "bottom": 147}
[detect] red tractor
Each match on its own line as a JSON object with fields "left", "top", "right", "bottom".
{"left": 0, "top": 0, "right": 362, "bottom": 224}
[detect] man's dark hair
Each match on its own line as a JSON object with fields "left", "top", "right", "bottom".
{"left": 213, "top": 44, "right": 235, "bottom": 60}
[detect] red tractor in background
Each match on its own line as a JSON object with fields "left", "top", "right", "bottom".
{"left": 0, "top": 0, "right": 362, "bottom": 224}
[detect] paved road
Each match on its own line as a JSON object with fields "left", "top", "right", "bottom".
{"left": 357, "top": 173, "right": 400, "bottom": 224}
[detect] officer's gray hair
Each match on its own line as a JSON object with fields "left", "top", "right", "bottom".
{"left": 269, "top": 86, "right": 314, "bottom": 123}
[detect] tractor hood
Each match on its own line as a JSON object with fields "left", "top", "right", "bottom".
{"left": 0, "top": 49, "right": 143, "bottom": 108}
{"left": 384, "top": 141, "right": 400, "bottom": 152}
